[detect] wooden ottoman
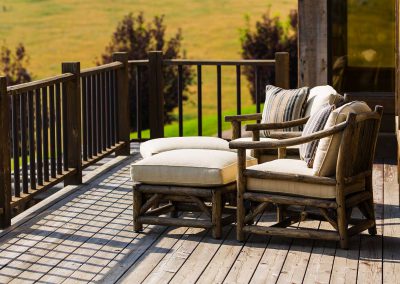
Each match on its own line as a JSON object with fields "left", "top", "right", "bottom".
{"left": 131, "top": 149, "right": 257, "bottom": 239}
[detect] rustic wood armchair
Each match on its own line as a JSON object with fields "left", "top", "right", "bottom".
{"left": 229, "top": 105, "right": 383, "bottom": 249}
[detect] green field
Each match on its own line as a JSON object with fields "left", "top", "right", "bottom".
{"left": 0, "top": 0, "right": 296, "bottom": 134}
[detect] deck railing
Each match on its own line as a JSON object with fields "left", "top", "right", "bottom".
{"left": 0, "top": 51, "right": 289, "bottom": 227}
{"left": 0, "top": 52, "right": 131, "bottom": 227}
{"left": 129, "top": 51, "right": 289, "bottom": 140}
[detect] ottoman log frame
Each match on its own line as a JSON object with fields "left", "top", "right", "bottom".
{"left": 133, "top": 182, "right": 236, "bottom": 239}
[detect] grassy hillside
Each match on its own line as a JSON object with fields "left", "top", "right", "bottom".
{"left": 0, "top": 0, "right": 296, "bottom": 125}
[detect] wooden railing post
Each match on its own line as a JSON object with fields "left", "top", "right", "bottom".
{"left": 62, "top": 62, "right": 82, "bottom": 185}
{"left": 0, "top": 77, "right": 12, "bottom": 227}
{"left": 275, "top": 52, "right": 290, "bottom": 89}
{"left": 148, "top": 51, "right": 164, "bottom": 138}
{"left": 113, "top": 52, "right": 130, "bottom": 155}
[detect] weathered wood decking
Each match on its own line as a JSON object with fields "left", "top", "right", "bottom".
{"left": 0, "top": 144, "right": 398, "bottom": 283}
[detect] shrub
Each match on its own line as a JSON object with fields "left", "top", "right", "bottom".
{"left": 0, "top": 43, "right": 32, "bottom": 85}
{"left": 99, "top": 13, "right": 193, "bottom": 131}
{"left": 240, "top": 10, "right": 298, "bottom": 103}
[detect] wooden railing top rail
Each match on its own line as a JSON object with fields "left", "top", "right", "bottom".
{"left": 163, "top": 59, "right": 275, "bottom": 66}
{"left": 128, "top": 59, "right": 149, "bottom": 66}
{"left": 127, "top": 59, "right": 275, "bottom": 66}
{"left": 81, "top": 61, "right": 123, "bottom": 76}
{"left": 7, "top": 73, "right": 74, "bottom": 95}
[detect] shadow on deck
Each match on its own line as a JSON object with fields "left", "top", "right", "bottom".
{"left": 0, "top": 143, "right": 398, "bottom": 283}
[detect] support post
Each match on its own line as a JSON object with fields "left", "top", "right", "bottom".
{"left": 298, "top": 0, "right": 329, "bottom": 87}
{"left": 113, "top": 52, "right": 130, "bottom": 155}
{"left": 62, "top": 62, "right": 82, "bottom": 185}
{"left": 148, "top": 51, "right": 164, "bottom": 138}
{"left": 0, "top": 77, "right": 12, "bottom": 228}
{"left": 275, "top": 52, "right": 290, "bottom": 89}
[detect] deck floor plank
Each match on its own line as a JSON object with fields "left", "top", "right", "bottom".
{"left": 140, "top": 224, "right": 206, "bottom": 284}
{"left": 382, "top": 162, "right": 400, "bottom": 284}
{"left": 223, "top": 213, "right": 274, "bottom": 284}
{"left": 302, "top": 222, "right": 336, "bottom": 284}
{"left": 118, "top": 214, "right": 200, "bottom": 284}
{"left": 168, "top": 225, "right": 233, "bottom": 284}
{"left": 275, "top": 220, "right": 321, "bottom": 284}
{"left": 0, "top": 147, "right": 396, "bottom": 284}
{"left": 357, "top": 161, "right": 384, "bottom": 284}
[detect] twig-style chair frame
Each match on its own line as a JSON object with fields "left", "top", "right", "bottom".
{"left": 230, "top": 106, "right": 383, "bottom": 249}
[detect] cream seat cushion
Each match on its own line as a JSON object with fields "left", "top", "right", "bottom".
{"left": 313, "top": 101, "right": 371, "bottom": 177}
{"left": 247, "top": 159, "right": 364, "bottom": 199}
{"left": 140, "top": 136, "right": 234, "bottom": 158}
{"left": 304, "top": 85, "right": 343, "bottom": 117}
{"left": 131, "top": 149, "right": 257, "bottom": 187}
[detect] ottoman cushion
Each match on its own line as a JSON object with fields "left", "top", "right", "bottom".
{"left": 131, "top": 149, "right": 257, "bottom": 187}
{"left": 140, "top": 137, "right": 234, "bottom": 158}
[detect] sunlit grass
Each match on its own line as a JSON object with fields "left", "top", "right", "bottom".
{"left": 0, "top": 0, "right": 296, "bottom": 117}
{"left": 130, "top": 104, "right": 259, "bottom": 139}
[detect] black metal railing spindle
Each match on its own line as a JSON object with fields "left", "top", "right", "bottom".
{"left": 20, "top": 93, "right": 28, "bottom": 193}
{"left": 49, "top": 85, "right": 56, "bottom": 178}
{"left": 12, "top": 96, "right": 20, "bottom": 197}
{"left": 62, "top": 83, "right": 68, "bottom": 171}
{"left": 217, "top": 65, "right": 222, "bottom": 138}
{"left": 136, "top": 66, "right": 142, "bottom": 140}
{"left": 42, "top": 87, "right": 49, "bottom": 182}
{"left": 197, "top": 65, "right": 202, "bottom": 136}
{"left": 178, "top": 65, "right": 183, "bottom": 137}
{"left": 81, "top": 78, "right": 87, "bottom": 161}
{"left": 27, "top": 91, "right": 36, "bottom": 189}
{"left": 255, "top": 66, "right": 261, "bottom": 113}
{"left": 35, "top": 89, "right": 43, "bottom": 185}
{"left": 55, "top": 83, "right": 62, "bottom": 175}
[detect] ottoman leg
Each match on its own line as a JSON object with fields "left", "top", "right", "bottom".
{"left": 133, "top": 186, "right": 143, "bottom": 232}
{"left": 212, "top": 190, "right": 222, "bottom": 239}
{"left": 170, "top": 201, "right": 179, "bottom": 218}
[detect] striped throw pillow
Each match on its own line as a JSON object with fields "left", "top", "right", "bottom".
{"left": 299, "top": 104, "right": 334, "bottom": 167}
{"left": 261, "top": 85, "right": 309, "bottom": 137}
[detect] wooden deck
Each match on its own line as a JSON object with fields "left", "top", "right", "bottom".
{"left": 0, "top": 144, "right": 398, "bottom": 284}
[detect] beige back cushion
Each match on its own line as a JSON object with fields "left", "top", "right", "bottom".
{"left": 313, "top": 101, "right": 371, "bottom": 177}
{"left": 304, "top": 85, "right": 343, "bottom": 117}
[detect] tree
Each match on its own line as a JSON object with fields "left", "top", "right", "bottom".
{"left": 0, "top": 43, "right": 32, "bottom": 85}
{"left": 99, "top": 13, "right": 193, "bottom": 131}
{"left": 240, "top": 10, "right": 298, "bottom": 103}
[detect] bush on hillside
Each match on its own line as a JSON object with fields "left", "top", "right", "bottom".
{"left": 0, "top": 43, "right": 32, "bottom": 85}
{"left": 99, "top": 13, "right": 193, "bottom": 131}
{"left": 240, "top": 9, "right": 298, "bottom": 103}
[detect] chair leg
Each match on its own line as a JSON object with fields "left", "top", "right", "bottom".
{"left": 365, "top": 176, "right": 377, "bottom": 236}
{"left": 237, "top": 191, "right": 245, "bottom": 242}
{"left": 363, "top": 200, "right": 377, "bottom": 235}
{"left": 170, "top": 201, "right": 179, "bottom": 218}
{"left": 337, "top": 204, "right": 349, "bottom": 249}
{"left": 212, "top": 190, "right": 222, "bottom": 239}
{"left": 133, "top": 186, "right": 143, "bottom": 232}
{"left": 277, "top": 204, "right": 285, "bottom": 222}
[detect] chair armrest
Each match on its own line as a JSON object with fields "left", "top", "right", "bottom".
{"left": 230, "top": 121, "right": 347, "bottom": 150}
{"left": 225, "top": 113, "right": 262, "bottom": 122}
{"left": 267, "top": 132, "right": 302, "bottom": 139}
{"left": 245, "top": 116, "right": 310, "bottom": 131}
